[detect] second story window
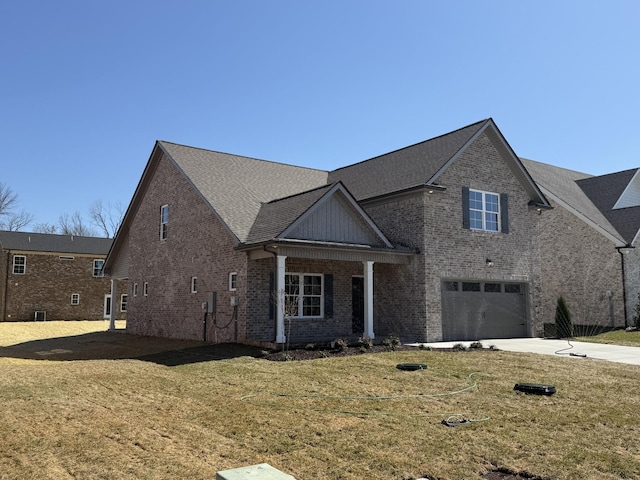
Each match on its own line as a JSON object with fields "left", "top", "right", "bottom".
{"left": 160, "top": 204, "right": 169, "bottom": 240}
{"left": 93, "top": 259, "right": 105, "bottom": 277}
{"left": 463, "top": 187, "right": 508, "bottom": 234}
{"left": 13, "top": 255, "right": 26, "bottom": 275}
{"left": 191, "top": 276, "right": 197, "bottom": 293}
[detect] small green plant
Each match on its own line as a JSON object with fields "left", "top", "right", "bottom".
{"left": 382, "top": 334, "right": 401, "bottom": 351}
{"left": 632, "top": 292, "right": 640, "bottom": 329}
{"left": 305, "top": 343, "right": 316, "bottom": 350}
{"left": 452, "top": 343, "right": 468, "bottom": 351}
{"left": 358, "top": 336, "right": 373, "bottom": 350}
{"left": 418, "top": 343, "right": 432, "bottom": 351}
{"left": 555, "top": 296, "right": 573, "bottom": 338}
{"left": 469, "top": 341, "right": 484, "bottom": 350}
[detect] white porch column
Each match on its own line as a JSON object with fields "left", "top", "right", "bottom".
{"left": 109, "top": 278, "right": 118, "bottom": 331}
{"left": 275, "top": 255, "right": 287, "bottom": 343}
{"left": 363, "top": 261, "right": 375, "bottom": 339}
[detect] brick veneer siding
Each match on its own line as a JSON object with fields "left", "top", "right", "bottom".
{"left": 537, "top": 197, "right": 625, "bottom": 330}
{"left": 246, "top": 257, "right": 368, "bottom": 345}
{"left": 0, "top": 251, "right": 120, "bottom": 321}
{"left": 623, "top": 248, "right": 640, "bottom": 327}
{"left": 126, "top": 154, "right": 247, "bottom": 342}
{"left": 363, "top": 132, "right": 543, "bottom": 342}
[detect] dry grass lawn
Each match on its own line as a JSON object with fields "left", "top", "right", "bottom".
{"left": 1, "top": 322, "right": 639, "bottom": 480}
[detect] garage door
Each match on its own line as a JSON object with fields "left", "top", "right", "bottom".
{"left": 441, "top": 280, "right": 527, "bottom": 341}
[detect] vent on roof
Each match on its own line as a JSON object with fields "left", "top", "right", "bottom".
{"left": 34, "top": 311, "right": 47, "bottom": 321}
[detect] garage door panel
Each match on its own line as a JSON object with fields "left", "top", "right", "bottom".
{"left": 442, "top": 281, "right": 527, "bottom": 341}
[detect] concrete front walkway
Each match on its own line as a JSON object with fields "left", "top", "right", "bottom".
{"left": 414, "top": 337, "right": 640, "bottom": 366}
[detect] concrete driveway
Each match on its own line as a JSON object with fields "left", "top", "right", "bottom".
{"left": 415, "top": 337, "right": 640, "bottom": 366}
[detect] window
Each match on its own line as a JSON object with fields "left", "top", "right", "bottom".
{"left": 160, "top": 204, "right": 169, "bottom": 240}
{"left": 462, "top": 282, "right": 481, "bottom": 292}
{"left": 120, "top": 294, "right": 128, "bottom": 312}
{"left": 284, "top": 273, "right": 323, "bottom": 318}
{"left": 13, "top": 255, "right": 25, "bottom": 275}
{"left": 71, "top": 293, "right": 80, "bottom": 305}
{"left": 93, "top": 259, "right": 104, "bottom": 277}
{"left": 443, "top": 281, "right": 459, "bottom": 291}
{"left": 133, "top": 283, "right": 138, "bottom": 297}
{"left": 469, "top": 189, "right": 500, "bottom": 232}
{"left": 191, "top": 277, "right": 197, "bottom": 293}
{"left": 229, "top": 272, "right": 237, "bottom": 291}
{"left": 484, "top": 283, "right": 502, "bottom": 293}
{"left": 463, "top": 187, "right": 508, "bottom": 233}
{"left": 143, "top": 282, "right": 148, "bottom": 296}
{"left": 505, "top": 284, "right": 522, "bottom": 294}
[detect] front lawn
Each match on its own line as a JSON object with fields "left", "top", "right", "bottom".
{"left": 577, "top": 328, "right": 640, "bottom": 347}
{"left": 0, "top": 322, "right": 639, "bottom": 479}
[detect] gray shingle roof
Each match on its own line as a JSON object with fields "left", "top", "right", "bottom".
{"left": 327, "top": 119, "right": 489, "bottom": 200}
{"left": 246, "top": 184, "right": 334, "bottom": 244}
{"left": 520, "top": 158, "right": 624, "bottom": 243}
{"left": 576, "top": 169, "right": 640, "bottom": 244}
{"left": 0, "top": 231, "right": 112, "bottom": 255}
{"left": 159, "top": 141, "right": 329, "bottom": 243}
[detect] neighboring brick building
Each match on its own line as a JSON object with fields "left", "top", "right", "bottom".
{"left": 104, "top": 118, "right": 634, "bottom": 345}
{"left": 0, "top": 231, "right": 127, "bottom": 322}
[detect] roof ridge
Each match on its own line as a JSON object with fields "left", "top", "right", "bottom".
{"left": 329, "top": 118, "right": 490, "bottom": 173}
{"left": 158, "top": 140, "right": 328, "bottom": 173}
{"left": 520, "top": 157, "right": 594, "bottom": 178}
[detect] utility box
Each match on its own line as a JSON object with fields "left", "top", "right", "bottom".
{"left": 216, "top": 463, "right": 296, "bottom": 480}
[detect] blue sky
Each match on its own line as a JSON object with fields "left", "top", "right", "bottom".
{"left": 1, "top": 1, "right": 639, "bottom": 231}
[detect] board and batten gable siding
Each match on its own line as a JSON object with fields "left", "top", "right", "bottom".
{"left": 126, "top": 153, "right": 247, "bottom": 342}
{"left": 285, "top": 190, "right": 388, "bottom": 246}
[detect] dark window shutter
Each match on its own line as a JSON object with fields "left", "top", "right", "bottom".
{"left": 500, "top": 193, "right": 509, "bottom": 234}
{"left": 269, "top": 271, "right": 274, "bottom": 320}
{"left": 324, "top": 274, "right": 333, "bottom": 319}
{"left": 462, "top": 187, "right": 470, "bottom": 229}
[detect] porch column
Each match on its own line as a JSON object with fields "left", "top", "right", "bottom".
{"left": 363, "top": 261, "right": 375, "bottom": 339}
{"left": 275, "top": 254, "right": 287, "bottom": 343}
{"left": 109, "top": 278, "right": 118, "bottom": 331}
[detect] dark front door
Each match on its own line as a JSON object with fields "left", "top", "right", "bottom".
{"left": 352, "top": 277, "right": 364, "bottom": 334}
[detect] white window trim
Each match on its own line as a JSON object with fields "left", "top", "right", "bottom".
{"left": 229, "top": 272, "right": 237, "bottom": 291}
{"left": 71, "top": 293, "right": 80, "bottom": 305}
{"left": 284, "top": 272, "right": 323, "bottom": 319}
{"left": 13, "top": 255, "right": 26, "bottom": 275}
{"left": 160, "top": 204, "right": 169, "bottom": 240}
{"left": 191, "top": 276, "right": 197, "bottom": 294}
{"left": 143, "top": 282, "right": 148, "bottom": 296}
{"left": 469, "top": 189, "right": 501, "bottom": 232}
{"left": 93, "top": 259, "right": 105, "bottom": 277}
{"left": 120, "top": 294, "right": 128, "bottom": 312}
{"left": 133, "top": 283, "right": 138, "bottom": 297}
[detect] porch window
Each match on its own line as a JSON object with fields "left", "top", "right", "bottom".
{"left": 284, "top": 273, "right": 323, "bottom": 318}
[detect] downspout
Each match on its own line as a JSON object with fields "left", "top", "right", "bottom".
{"left": 2, "top": 250, "right": 10, "bottom": 321}
{"left": 616, "top": 245, "right": 634, "bottom": 328}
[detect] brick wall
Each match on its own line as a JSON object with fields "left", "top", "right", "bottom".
{"left": 363, "top": 132, "right": 544, "bottom": 342}
{"left": 1, "top": 251, "right": 118, "bottom": 321}
{"left": 126, "top": 154, "right": 247, "bottom": 342}
{"left": 537, "top": 197, "right": 624, "bottom": 330}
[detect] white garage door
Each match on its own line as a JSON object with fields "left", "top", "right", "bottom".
{"left": 441, "top": 280, "right": 527, "bottom": 341}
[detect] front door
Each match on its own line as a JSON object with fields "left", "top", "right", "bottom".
{"left": 352, "top": 277, "right": 364, "bottom": 334}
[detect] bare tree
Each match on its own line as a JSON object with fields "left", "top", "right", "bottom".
{"left": 33, "top": 222, "right": 59, "bottom": 234}
{"left": 58, "top": 211, "right": 97, "bottom": 237}
{"left": 89, "top": 200, "right": 125, "bottom": 238}
{"left": 0, "top": 183, "right": 33, "bottom": 231}
{"left": 3, "top": 211, "right": 34, "bottom": 231}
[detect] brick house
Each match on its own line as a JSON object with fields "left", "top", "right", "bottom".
{"left": 0, "top": 231, "right": 127, "bottom": 322}
{"left": 523, "top": 160, "right": 639, "bottom": 330}
{"left": 108, "top": 118, "right": 613, "bottom": 345}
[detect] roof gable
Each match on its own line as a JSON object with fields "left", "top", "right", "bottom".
{"left": 246, "top": 183, "right": 392, "bottom": 248}
{"left": 159, "top": 141, "right": 329, "bottom": 243}
{"left": 612, "top": 169, "right": 640, "bottom": 209}
{"left": 576, "top": 169, "right": 640, "bottom": 244}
